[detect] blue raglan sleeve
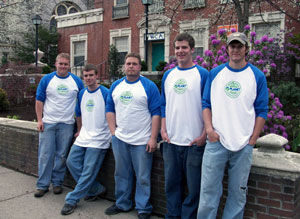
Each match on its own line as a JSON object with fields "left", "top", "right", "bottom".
{"left": 251, "top": 65, "right": 269, "bottom": 119}
{"left": 100, "top": 86, "right": 109, "bottom": 105}
{"left": 36, "top": 72, "right": 55, "bottom": 102}
{"left": 202, "top": 72, "right": 212, "bottom": 110}
{"left": 106, "top": 79, "right": 123, "bottom": 113}
{"left": 160, "top": 69, "right": 172, "bottom": 118}
{"left": 196, "top": 65, "right": 209, "bottom": 96}
{"left": 71, "top": 73, "right": 84, "bottom": 91}
{"left": 75, "top": 88, "right": 86, "bottom": 117}
{"left": 141, "top": 77, "right": 161, "bottom": 117}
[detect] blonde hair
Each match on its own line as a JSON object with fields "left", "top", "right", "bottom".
{"left": 56, "top": 53, "right": 70, "bottom": 61}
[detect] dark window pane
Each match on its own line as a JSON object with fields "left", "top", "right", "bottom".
{"left": 74, "top": 56, "right": 85, "bottom": 66}
{"left": 57, "top": 5, "right": 67, "bottom": 16}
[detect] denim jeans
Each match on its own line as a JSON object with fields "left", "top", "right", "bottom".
{"left": 111, "top": 135, "right": 153, "bottom": 214}
{"left": 162, "top": 142, "right": 205, "bottom": 219}
{"left": 36, "top": 122, "right": 74, "bottom": 190}
{"left": 65, "top": 145, "right": 107, "bottom": 205}
{"left": 197, "top": 141, "right": 253, "bottom": 219}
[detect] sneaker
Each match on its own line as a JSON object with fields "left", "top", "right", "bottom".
{"left": 84, "top": 188, "right": 107, "bottom": 202}
{"left": 61, "top": 203, "right": 77, "bottom": 215}
{"left": 53, "top": 186, "right": 63, "bottom": 194}
{"left": 105, "top": 203, "right": 130, "bottom": 215}
{"left": 34, "top": 189, "right": 49, "bottom": 198}
{"left": 138, "top": 213, "right": 151, "bottom": 219}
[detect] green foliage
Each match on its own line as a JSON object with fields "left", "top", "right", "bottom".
{"left": 141, "top": 60, "right": 148, "bottom": 71}
{"left": 100, "top": 83, "right": 111, "bottom": 89}
{"left": 151, "top": 79, "right": 162, "bottom": 92}
{"left": 1, "top": 55, "right": 8, "bottom": 65}
{"left": 12, "top": 26, "right": 58, "bottom": 67}
{"left": 42, "top": 65, "right": 52, "bottom": 74}
{"left": 284, "top": 114, "right": 300, "bottom": 152}
{"left": 7, "top": 115, "right": 20, "bottom": 120}
{"left": 269, "top": 82, "right": 300, "bottom": 116}
{"left": 0, "top": 88, "right": 9, "bottom": 112}
{"left": 108, "top": 44, "right": 123, "bottom": 82}
{"left": 155, "top": 61, "right": 167, "bottom": 71}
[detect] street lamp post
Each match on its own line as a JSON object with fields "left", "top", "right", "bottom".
{"left": 142, "top": 0, "right": 152, "bottom": 70}
{"left": 32, "top": 15, "right": 42, "bottom": 67}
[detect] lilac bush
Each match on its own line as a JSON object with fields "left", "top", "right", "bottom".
{"left": 163, "top": 26, "right": 300, "bottom": 151}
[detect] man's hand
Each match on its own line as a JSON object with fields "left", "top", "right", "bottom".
{"left": 207, "top": 129, "right": 219, "bottom": 143}
{"left": 161, "top": 129, "right": 170, "bottom": 143}
{"left": 146, "top": 138, "right": 157, "bottom": 153}
{"left": 190, "top": 135, "right": 206, "bottom": 146}
{"left": 74, "top": 131, "right": 80, "bottom": 138}
{"left": 37, "top": 121, "right": 44, "bottom": 132}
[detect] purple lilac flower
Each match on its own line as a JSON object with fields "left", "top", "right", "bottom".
{"left": 249, "top": 50, "right": 255, "bottom": 56}
{"left": 263, "top": 69, "right": 268, "bottom": 74}
{"left": 258, "top": 59, "right": 264, "bottom": 65}
{"left": 268, "top": 38, "right": 274, "bottom": 43}
{"left": 272, "top": 105, "right": 277, "bottom": 111}
{"left": 212, "top": 64, "right": 218, "bottom": 68}
{"left": 221, "top": 45, "right": 226, "bottom": 51}
{"left": 269, "top": 128, "right": 275, "bottom": 133}
{"left": 263, "top": 46, "right": 268, "bottom": 51}
{"left": 263, "top": 125, "right": 268, "bottom": 130}
{"left": 254, "top": 40, "right": 260, "bottom": 45}
{"left": 244, "top": 25, "right": 250, "bottom": 31}
{"left": 279, "top": 125, "right": 286, "bottom": 131}
{"left": 210, "top": 34, "right": 217, "bottom": 40}
{"left": 170, "top": 64, "right": 175, "bottom": 68}
{"left": 274, "top": 97, "right": 279, "bottom": 102}
{"left": 267, "top": 114, "right": 272, "bottom": 119}
{"left": 274, "top": 124, "right": 279, "bottom": 129}
{"left": 285, "top": 145, "right": 291, "bottom": 150}
{"left": 250, "top": 32, "right": 256, "bottom": 37}
{"left": 201, "top": 62, "right": 208, "bottom": 68}
{"left": 255, "top": 51, "right": 263, "bottom": 56}
{"left": 286, "top": 115, "right": 292, "bottom": 120}
{"left": 261, "top": 35, "right": 268, "bottom": 42}
{"left": 204, "top": 50, "right": 213, "bottom": 57}
{"left": 199, "top": 57, "right": 204, "bottom": 62}
{"left": 217, "top": 50, "right": 223, "bottom": 55}
{"left": 282, "top": 132, "right": 288, "bottom": 139}
{"left": 270, "top": 63, "right": 277, "bottom": 68}
{"left": 218, "top": 56, "right": 225, "bottom": 62}
{"left": 218, "top": 28, "right": 226, "bottom": 36}
{"left": 231, "top": 28, "right": 236, "bottom": 33}
{"left": 276, "top": 114, "right": 283, "bottom": 119}
{"left": 212, "top": 39, "right": 220, "bottom": 45}
{"left": 270, "top": 93, "right": 275, "bottom": 99}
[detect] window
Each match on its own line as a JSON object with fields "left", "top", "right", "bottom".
{"left": 74, "top": 41, "right": 85, "bottom": 66}
{"left": 114, "top": 37, "right": 129, "bottom": 64}
{"left": 184, "top": 0, "right": 205, "bottom": 9}
{"left": 253, "top": 22, "right": 280, "bottom": 40}
{"left": 185, "top": 29, "right": 205, "bottom": 58}
{"left": 116, "top": 0, "right": 127, "bottom": 4}
{"left": 113, "top": 0, "right": 129, "bottom": 19}
{"left": 149, "top": 0, "right": 165, "bottom": 14}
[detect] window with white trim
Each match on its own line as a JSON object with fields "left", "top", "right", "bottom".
{"left": 184, "top": 28, "right": 205, "bottom": 58}
{"left": 70, "top": 33, "right": 87, "bottom": 68}
{"left": 253, "top": 22, "right": 281, "bottom": 40}
{"left": 110, "top": 28, "right": 131, "bottom": 64}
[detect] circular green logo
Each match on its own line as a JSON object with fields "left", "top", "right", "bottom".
{"left": 57, "top": 84, "right": 69, "bottom": 95}
{"left": 173, "top": 79, "right": 188, "bottom": 94}
{"left": 86, "top": 99, "right": 94, "bottom": 112}
{"left": 224, "top": 81, "right": 241, "bottom": 98}
{"left": 120, "top": 91, "right": 133, "bottom": 105}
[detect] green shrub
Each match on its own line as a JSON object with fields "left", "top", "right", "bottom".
{"left": 269, "top": 82, "right": 300, "bottom": 116}
{"left": 7, "top": 115, "right": 20, "bottom": 120}
{"left": 141, "top": 60, "right": 148, "bottom": 71}
{"left": 0, "top": 88, "right": 9, "bottom": 111}
{"left": 155, "top": 61, "right": 167, "bottom": 71}
{"left": 42, "top": 65, "right": 52, "bottom": 74}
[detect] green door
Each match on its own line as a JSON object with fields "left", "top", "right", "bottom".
{"left": 152, "top": 43, "right": 164, "bottom": 71}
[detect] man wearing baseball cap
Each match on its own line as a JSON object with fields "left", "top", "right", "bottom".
{"left": 197, "top": 32, "right": 269, "bottom": 218}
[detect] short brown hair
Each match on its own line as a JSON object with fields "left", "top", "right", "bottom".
{"left": 56, "top": 53, "right": 70, "bottom": 61}
{"left": 124, "top": 53, "right": 142, "bottom": 65}
{"left": 173, "top": 33, "right": 195, "bottom": 49}
{"left": 83, "top": 64, "right": 98, "bottom": 74}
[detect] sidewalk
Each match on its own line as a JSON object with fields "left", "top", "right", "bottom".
{"left": 0, "top": 166, "right": 161, "bottom": 219}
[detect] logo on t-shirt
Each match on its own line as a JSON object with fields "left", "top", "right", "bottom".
{"left": 120, "top": 91, "right": 133, "bottom": 105}
{"left": 224, "top": 81, "right": 241, "bottom": 98}
{"left": 86, "top": 99, "right": 95, "bottom": 112}
{"left": 173, "top": 79, "right": 188, "bottom": 94}
{"left": 57, "top": 84, "right": 69, "bottom": 95}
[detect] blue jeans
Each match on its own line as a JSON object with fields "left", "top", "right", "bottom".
{"left": 65, "top": 145, "right": 107, "bottom": 205}
{"left": 162, "top": 142, "right": 205, "bottom": 219}
{"left": 197, "top": 141, "right": 253, "bottom": 219}
{"left": 111, "top": 135, "right": 153, "bottom": 214}
{"left": 36, "top": 122, "right": 74, "bottom": 190}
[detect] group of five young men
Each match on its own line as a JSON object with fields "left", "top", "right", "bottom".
{"left": 34, "top": 32, "right": 268, "bottom": 219}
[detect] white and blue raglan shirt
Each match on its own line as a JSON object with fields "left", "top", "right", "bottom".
{"left": 202, "top": 62, "right": 269, "bottom": 151}
{"left": 74, "top": 86, "right": 111, "bottom": 149}
{"left": 36, "top": 71, "right": 84, "bottom": 124}
{"left": 106, "top": 76, "right": 160, "bottom": 145}
{"left": 161, "top": 64, "right": 209, "bottom": 146}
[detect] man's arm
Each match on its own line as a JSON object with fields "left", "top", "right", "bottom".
{"left": 74, "top": 117, "right": 82, "bottom": 137}
{"left": 147, "top": 115, "right": 161, "bottom": 153}
{"left": 35, "top": 100, "right": 44, "bottom": 132}
{"left": 203, "top": 108, "right": 219, "bottom": 143}
{"left": 190, "top": 128, "right": 206, "bottom": 146}
{"left": 106, "top": 112, "right": 116, "bottom": 136}
{"left": 160, "top": 117, "right": 170, "bottom": 143}
{"left": 249, "top": 117, "right": 265, "bottom": 146}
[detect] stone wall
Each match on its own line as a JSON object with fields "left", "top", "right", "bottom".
{"left": 0, "top": 118, "right": 299, "bottom": 218}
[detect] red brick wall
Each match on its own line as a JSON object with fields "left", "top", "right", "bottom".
{"left": 0, "top": 121, "right": 299, "bottom": 218}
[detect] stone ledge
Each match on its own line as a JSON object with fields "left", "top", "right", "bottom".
{"left": 0, "top": 118, "right": 37, "bottom": 131}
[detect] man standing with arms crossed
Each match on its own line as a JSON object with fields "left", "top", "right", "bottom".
{"left": 105, "top": 53, "right": 160, "bottom": 219}
{"left": 160, "top": 33, "right": 209, "bottom": 219}
{"left": 198, "top": 32, "right": 268, "bottom": 219}
{"left": 34, "top": 53, "right": 84, "bottom": 197}
{"left": 60, "top": 64, "right": 111, "bottom": 215}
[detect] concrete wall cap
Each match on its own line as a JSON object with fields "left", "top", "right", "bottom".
{"left": 256, "top": 133, "right": 288, "bottom": 152}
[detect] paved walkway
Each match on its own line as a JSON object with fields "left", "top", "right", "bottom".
{"left": 0, "top": 166, "right": 161, "bottom": 219}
